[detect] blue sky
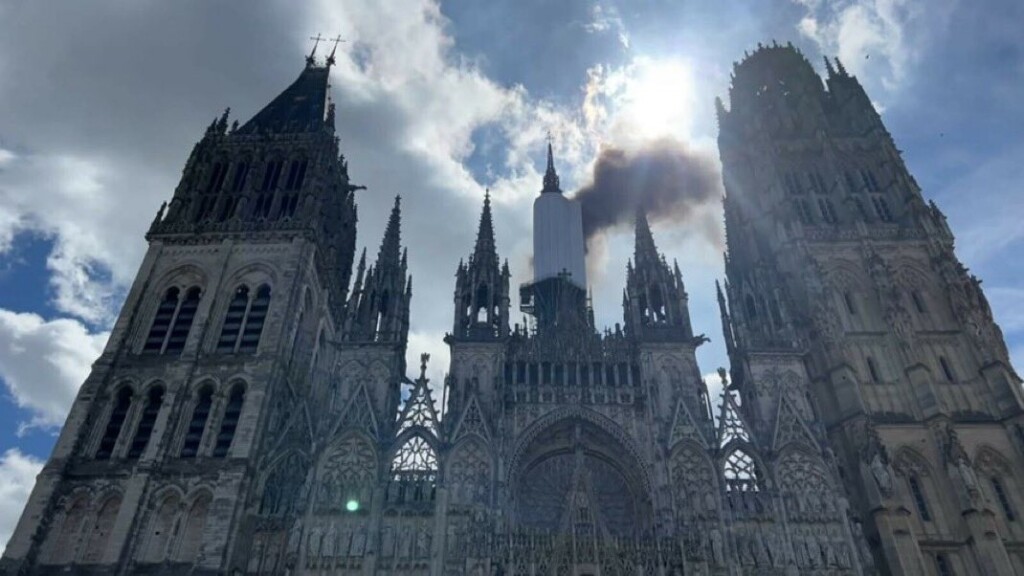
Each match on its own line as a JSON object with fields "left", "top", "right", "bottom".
{"left": 0, "top": 0, "right": 1022, "bottom": 548}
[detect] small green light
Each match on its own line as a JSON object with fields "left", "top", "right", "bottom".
{"left": 346, "top": 499, "right": 359, "bottom": 512}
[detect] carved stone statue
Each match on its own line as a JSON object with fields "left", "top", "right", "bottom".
{"left": 709, "top": 529, "right": 724, "bottom": 565}
{"left": 870, "top": 453, "right": 894, "bottom": 495}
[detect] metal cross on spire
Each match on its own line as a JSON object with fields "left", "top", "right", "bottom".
{"left": 326, "top": 35, "right": 346, "bottom": 66}
{"left": 307, "top": 33, "right": 325, "bottom": 66}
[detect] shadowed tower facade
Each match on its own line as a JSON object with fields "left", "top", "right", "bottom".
{"left": 717, "top": 42, "right": 1024, "bottom": 575}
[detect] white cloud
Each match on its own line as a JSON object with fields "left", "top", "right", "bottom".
{"left": 0, "top": 151, "right": 152, "bottom": 324}
{"left": 0, "top": 448, "right": 43, "bottom": 552}
{"left": 792, "top": 0, "right": 954, "bottom": 92}
{"left": 583, "top": 4, "right": 630, "bottom": 49}
{"left": 0, "top": 310, "right": 107, "bottom": 430}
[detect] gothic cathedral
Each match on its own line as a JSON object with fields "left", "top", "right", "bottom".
{"left": 2, "top": 43, "right": 1023, "bottom": 576}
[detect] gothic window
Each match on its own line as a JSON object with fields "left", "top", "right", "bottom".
{"left": 206, "top": 162, "right": 228, "bottom": 193}
{"left": 127, "top": 385, "right": 165, "bottom": 459}
{"left": 317, "top": 436, "right": 376, "bottom": 511}
{"left": 96, "top": 387, "right": 133, "bottom": 459}
{"left": 49, "top": 496, "right": 89, "bottom": 564}
{"left": 670, "top": 444, "right": 717, "bottom": 518}
{"left": 852, "top": 196, "right": 868, "bottom": 219}
{"left": 230, "top": 161, "right": 249, "bottom": 192}
{"left": 872, "top": 195, "right": 893, "bottom": 222}
{"left": 866, "top": 356, "right": 881, "bottom": 383}
{"left": 908, "top": 475, "right": 932, "bottom": 521}
{"left": 844, "top": 171, "right": 859, "bottom": 193}
{"left": 843, "top": 291, "right": 857, "bottom": 315}
{"left": 217, "top": 286, "right": 249, "bottom": 351}
{"left": 259, "top": 452, "right": 307, "bottom": 516}
{"left": 389, "top": 436, "right": 438, "bottom": 503}
{"left": 144, "top": 288, "right": 179, "bottom": 352}
{"left": 217, "top": 284, "right": 270, "bottom": 353}
{"left": 145, "top": 286, "right": 201, "bottom": 354}
{"left": 783, "top": 172, "right": 801, "bottom": 195}
{"left": 861, "top": 169, "right": 880, "bottom": 192}
{"left": 794, "top": 199, "right": 814, "bottom": 224}
{"left": 277, "top": 190, "right": 300, "bottom": 219}
{"left": 143, "top": 493, "right": 180, "bottom": 563}
{"left": 216, "top": 196, "right": 238, "bottom": 222}
{"left": 744, "top": 294, "right": 757, "bottom": 319}
{"left": 166, "top": 286, "right": 199, "bottom": 353}
{"left": 935, "top": 553, "right": 954, "bottom": 576}
{"left": 181, "top": 385, "right": 213, "bottom": 457}
{"left": 398, "top": 381, "right": 439, "bottom": 435}
{"left": 448, "top": 439, "right": 491, "bottom": 507}
{"left": 818, "top": 197, "right": 837, "bottom": 223}
{"left": 81, "top": 494, "right": 121, "bottom": 564}
{"left": 260, "top": 159, "right": 284, "bottom": 191}
{"left": 174, "top": 493, "right": 211, "bottom": 562}
{"left": 769, "top": 297, "right": 783, "bottom": 327}
{"left": 808, "top": 171, "right": 827, "bottom": 194}
{"left": 253, "top": 189, "right": 274, "bottom": 219}
{"left": 939, "top": 356, "right": 956, "bottom": 382}
{"left": 475, "top": 284, "right": 489, "bottom": 323}
{"left": 212, "top": 384, "right": 245, "bottom": 457}
{"left": 284, "top": 158, "right": 308, "bottom": 190}
{"left": 723, "top": 448, "right": 762, "bottom": 492}
{"left": 911, "top": 290, "right": 928, "bottom": 314}
{"left": 990, "top": 477, "right": 1016, "bottom": 522}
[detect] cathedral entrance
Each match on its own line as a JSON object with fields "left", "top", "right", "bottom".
{"left": 509, "top": 417, "right": 652, "bottom": 574}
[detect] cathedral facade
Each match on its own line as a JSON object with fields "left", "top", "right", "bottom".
{"left": 2, "top": 43, "right": 1022, "bottom": 576}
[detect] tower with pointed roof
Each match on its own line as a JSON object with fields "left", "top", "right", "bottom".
{"left": 718, "top": 42, "right": 1024, "bottom": 575}
{"left": 0, "top": 49, "right": 411, "bottom": 575}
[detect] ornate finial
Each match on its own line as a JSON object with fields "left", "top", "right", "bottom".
{"left": 149, "top": 201, "right": 167, "bottom": 234}
{"left": 834, "top": 57, "right": 847, "bottom": 76}
{"left": 824, "top": 56, "right": 836, "bottom": 77}
{"left": 717, "top": 367, "right": 728, "bottom": 385}
{"left": 326, "top": 35, "right": 346, "bottom": 66}
{"left": 542, "top": 139, "right": 561, "bottom": 193}
{"left": 307, "top": 33, "right": 324, "bottom": 66}
{"left": 419, "top": 352, "right": 430, "bottom": 380}
{"left": 216, "top": 107, "right": 230, "bottom": 134}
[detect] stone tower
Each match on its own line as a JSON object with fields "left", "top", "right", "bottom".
{"left": 717, "top": 42, "right": 1024, "bottom": 575}
{"left": 0, "top": 47, "right": 404, "bottom": 574}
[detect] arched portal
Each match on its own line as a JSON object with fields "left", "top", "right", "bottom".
{"left": 511, "top": 417, "right": 652, "bottom": 539}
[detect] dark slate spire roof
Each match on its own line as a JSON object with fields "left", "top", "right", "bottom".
{"left": 472, "top": 190, "right": 498, "bottom": 265}
{"left": 542, "top": 142, "right": 561, "bottom": 193}
{"left": 634, "top": 209, "right": 659, "bottom": 266}
{"left": 377, "top": 195, "right": 403, "bottom": 268}
{"left": 236, "top": 62, "right": 332, "bottom": 134}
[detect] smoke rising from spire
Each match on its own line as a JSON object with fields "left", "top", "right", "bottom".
{"left": 573, "top": 138, "right": 724, "bottom": 249}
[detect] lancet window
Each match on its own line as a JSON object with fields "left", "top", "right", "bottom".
{"left": 181, "top": 385, "right": 213, "bottom": 457}
{"left": 908, "top": 475, "right": 932, "bottom": 521}
{"left": 217, "top": 284, "right": 271, "bottom": 353}
{"left": 866, "top": 356, "right": 881, "bottom": 383}
{"left": 212, "top": 384, "right": 245, "bottom": 457}
{"left": 872, "top": 195, "right": 893, "bottom": 222}
{"left": 127, "top": 385, "right": 164, "bottom": 459}
{"left": 96, "top": 387, "right": 133, "bottom": 459}
{"left": 990, "top": 477, "right": 1016, "bottom": 522}
{"left": 144, "top": 286, "right": 201, "bottom": 354}
{"left": 939, "top": 356, "right": 956, "bottom": 382}
{"left": 229, "top": 161, "right": 249, "bottom": 192}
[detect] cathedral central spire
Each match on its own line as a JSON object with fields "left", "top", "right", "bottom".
{"left": 542, "top": 142, "right": 561, "bottom": 193}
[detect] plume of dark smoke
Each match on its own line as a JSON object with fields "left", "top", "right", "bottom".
{"left": 573, "top": 138, "right": 724, "bottom": 250}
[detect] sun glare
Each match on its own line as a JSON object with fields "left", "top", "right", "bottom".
{"left": 619, "top": 58, "right": 696, "bottom": 140}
